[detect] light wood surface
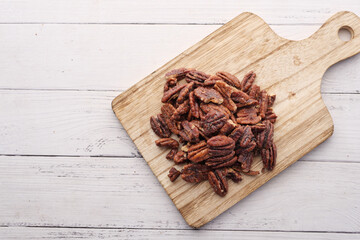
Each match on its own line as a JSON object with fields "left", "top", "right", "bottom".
{"left": 112, "top": 11, "right": 360, "bottom": 227}
{"left": 0, "top": 1, "right": 360, "bottom": 239}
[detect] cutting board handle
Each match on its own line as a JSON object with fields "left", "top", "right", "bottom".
{"left": 306, "top": 11, "right": 360, "bottom": 70}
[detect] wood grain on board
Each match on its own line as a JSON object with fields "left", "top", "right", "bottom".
{"left": 112, "top": 11, "right": 360, "bottom": 227}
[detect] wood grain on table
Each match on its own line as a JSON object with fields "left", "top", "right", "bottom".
{"left": 0, "top": 1, "right": 359, "bottom": 239}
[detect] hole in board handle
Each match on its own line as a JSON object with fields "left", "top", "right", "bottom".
{"left": 338, "top": 26, "right": 354, "bottom": 42}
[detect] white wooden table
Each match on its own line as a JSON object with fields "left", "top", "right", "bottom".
{"left": 0, "top": 1, "right": 359, "bottom": 239}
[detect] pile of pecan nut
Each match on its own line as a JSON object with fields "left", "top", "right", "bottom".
{"left": 150, "top": 68, "right": 277, "bottom": 197}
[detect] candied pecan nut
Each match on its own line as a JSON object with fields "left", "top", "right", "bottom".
{"left": 231, "top": 90, "right": 258, "bottom": 108}
{"left": 150, "top": 115, "right": 171, "bottom": 138}
{"left": 189, "top": 91, "right": 200, "bottom": 119}
{"left": 216, "top": 71, "right": 241, "bottom": 89}
{"left": 208, "top": 169, "right": 228, "bottom": 196}
{"left": 165, "top": 68, "right": 193, "bottom": 81}
{"left": 207, "top": 135, "right": 235, "bottom": 159}
{"left": 181, "top": 164, "right": 210, "bottom": 183}
{"left": 168, "top": 167, "right": 181, "bottom": 182}
{"left": 161, "top": 103, "right": 176, "bottom": 117}
{"left": 161, "top": 103, "right": 179, "bottom": 135}
{"left": 259, "top": 90, "right": 269, "bottom": 119}
{"left": 226, "top": 168, "right": 242, "bottom": 183}
{"left": 206, "top": 155, "right": 237, "bottom": 169}
{"left": 257, "top": 120, "right": 274, "bottom": 149}
{"left": 201, "top": 109, "right": 227, "bottom": 136}
{"left": 242, "top": 170, "right": 260, "bottom": 176}
{"left": 174, "top": 151, "right": 187, "bottom": 164}
{"left": 261, "top": 142, "right": 277, "bottom": 171}
{"left": 214, "top": 81, "right": 237, "bottom": 112}
{"left": 204, "top": 75, "right": 222, "bottom": 86}
{"left": 214, "top": 81, "right": 236, "bottom": 98}
{"left": 239, "top": 126, "right": 256, "bottom": 151}
{"left": 155, "top": 138, "right": 179, "bottom": 149}
{"left": 203, "top": 102, "right": 231, "bottom": 114}
{"left": 178, "top": 120, "right": 200, "bottom": 143}
{"left": 265, "top": 108, "right": 277, "bottom": 124}
{"left": 241, "top": 71, "right": 256, "bottom": 92}
{"left": 228, "top": 126, "right": 244, "bottom": 143}
{"left": 177, "top": 82, "right": 194, "bottom": 104}
{"left": 194, "top": 87, "right": 224, "bottom": 104}
{"left": 186, "top": 70, "right": 210, "bottom": 84}
{"left": 236, "top": 107, "right": 261, "bottom": 125}
{"left": 207, "top": 150, "right": 235, "bottom": 163}
{"left": 250, "top": 123, "right": 266, "bottom": 132}
{"left": 238, "top": 151, "right": 253, "bottom": 172}
{"left": 268, "top": 94, "right": 276, "bottom": 107}
{"left": 172, "top": 100, "right": 190, "bottom": 120}
{"left": 219, "top": 119, "right": 237, "bottom": 135}
{"left": 248, "top": 84, "right": 260, "bottom": 100}
{"left": 162, "top": 84, "right": 186, "bottom": 103}
{"left": 164, "top": 78, "right": 177, "bottom": 92}
{"left": 187, "top": 141, "right": 209, "bottom": 163}
{"left": 207, "top": 135, "right": 235, "bottom": 150}
{"left": 166, "top": 149, "right": 178, "bottom": 160}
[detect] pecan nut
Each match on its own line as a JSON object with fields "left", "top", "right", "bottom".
{"left": 248, "top": 84, "right": 260, "bottom": 100}
{"left": 226, "top": 168, "right": 242, "bottom": 183}
{"left": 187, "top": 141, "right": 209, "bottom": 163}
{"left": 186, "top": 70, "right": 210, "bottom": 84}
{"left": 168, "top": 167, "right": 181, "bottom": 182}
{"left": 166, "top": 149, "right": 178, "bottom": 160}
{"left": 261, "top": 142, "right": 277, "bottom": 171}
{"left": 236, "top": 107, "right": 261, "bottom": 125}
{"left": 161, "top": 103, "right": 179, "bottom": 135}
{"left": 194, "top": 87, "right": 224, "bottom": 104}
{"left": 181, "top": 164, "right": 210, "bottom": 183}
{"left": 178, "top": 120, "right": 200, "bottom": 143}
{"left": 231, "top": 90, "right": 258, "bottom": 108}
{"left": 150, "top": 114, "right": 171, "bottom": 138}
{"left": 200, "top": 109, "right": 227, "bottom": 136}
{"left": 216, "top": 71, "right": 241, "bottom": 89}
{"left": 259, "top": 90, "right": 269, "bottom": 119}
{"left": 155, "top": 138, "right": 179, "bottom": 149}
{"left": 241, "top": 71, "right": 256, "bottom": 92}
{"left": 208, "top": 169, "right": 228, "bottom": 197}
{"left": 162, "top": 84, "right": 187, "bottom": 103}
{"left": 239, "top": 126, "right": 256, "bottom": 152}
{"left": 177, "top": 82, "right": 194, "bottom": 104}
{"left": 172, "top": 100, "right": 190, "bottom": 120}
{"left": 204, "top": 75, "right": 222, "bottom": 86}
{"left": 237, "top": 151, "right": 253, "bottom": 172}
{"left": 214, "top": 81, "right": 237, "bottom": 112}
{"left": 256, "top": 120, "right": 274, "bottom": 149}
{"left": 189, "top": 91, "right": 200, "bottom": 118}
{"left": 219, "top": 119, "right": 237, "bottom": 135}
{"left": 264, "top": 108, "right": 277, "bottom": 123}
{"left": 174, "top": 151, "right": 187, "bottom": 164}
{"left": 165, "top": 68, "right": 191, "bottom": 81}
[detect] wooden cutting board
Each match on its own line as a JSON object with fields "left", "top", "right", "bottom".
{"left": 112, "top": 11, "right": 360, "bottom": 228}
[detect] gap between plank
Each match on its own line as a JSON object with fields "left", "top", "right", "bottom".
{"left": 0, "top": 225, "right": 359, "bottom": 235}
{"left": 0, "top": 88, "right": 358, "bottom": 94}
{"left": 0, "top": 153, "right": 358, "bottom": 164}
{"left": 0, "top": 22, "right": 324, "bottom": 26}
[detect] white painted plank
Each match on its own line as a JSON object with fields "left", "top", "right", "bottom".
{"left": 0, "top": 227, "right": 359, "bottom": 240}
{"left": 0, "top": 0, "right": 359, "bottom": 24}
{"left": 0, "top": 90, "right": 359, "bottom": 161}
{"left": 0, "top": 90, "right": 139, "bottom": 157}
{"left": 0, "top": 156, "right": 359, "bottom": 232}
{"left": 0, "top": 24, "right": 359, "bottom": 92}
